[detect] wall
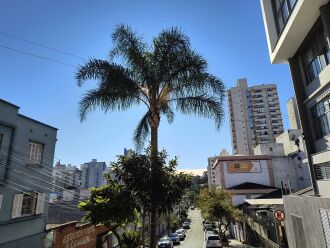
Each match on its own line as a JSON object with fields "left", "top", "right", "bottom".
{"left": 231, "top": 194, "right": 262, "bottom": 207}
{"left": 222, "top": 160, "right": 271, "bottom": 189}
{"left": 284, "top": 195, "right": 330, "bottom": 248}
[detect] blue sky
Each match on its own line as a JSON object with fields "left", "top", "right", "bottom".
{"left": 0, "top": 0, "right": 293, "bottom": 170}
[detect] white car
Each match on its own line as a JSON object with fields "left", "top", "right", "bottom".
{"left": 205, "top": 234, "right": 222, "bottom": 248}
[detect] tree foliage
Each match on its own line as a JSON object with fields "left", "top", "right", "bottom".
{"left": 78, "top": 180, "right": 138, "bottom": 248}
{"left": 112, "top": 149, "right": 192, "bottom": 217}
{"left": 197, "top": 187, "right": 241, "bottom": 237}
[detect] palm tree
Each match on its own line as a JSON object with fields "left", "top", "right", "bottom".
{"left": 76, "top": 24, "right": 225, "bottom": 248}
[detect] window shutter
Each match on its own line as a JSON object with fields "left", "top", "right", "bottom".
{"left": 320, "top": 209, "right": 330, "bottom": 247}
{"left": 0, "top": 195, "right": 3, "bottom": 210}
{"left": 35, "top": 193, "right": 45, "bottom": 214}
{"left": 11, "top": 194, "right": 23, "bottom": 218}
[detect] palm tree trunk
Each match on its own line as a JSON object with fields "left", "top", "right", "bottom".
{"left": 149, "top": 125, "right": 159, "bottom": 248}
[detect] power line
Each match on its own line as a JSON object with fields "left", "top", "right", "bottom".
{"left": 0, "top": 31, "right": 85, "bottom": 60}
{"left": 0, "top": 44, "right": 79, "bottom": 69}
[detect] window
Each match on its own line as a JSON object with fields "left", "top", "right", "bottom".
{"left": 315, "top": 163, "right": 330, "bottom": 180}
{"left": 11, "top": 192, "right": 45, "bottom": 218}
{"left": 28, "top": 142, "right": 43, "bottom": 164}
{"left": 303, "top": 25, "right": 330, "bottom": 84}
{"left": 272, "top": 0, "right": 297, "bottom": 35}
{"left": 312, "top": 95, "right": 330, "bottom": 139}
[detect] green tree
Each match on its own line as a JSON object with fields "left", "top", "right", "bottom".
{"left": 76, "top": 24, "right": 225, "bottom": 247}
{"left": 78, "top": 180, "right": 138, "bottom": 248}
{"left": 197, "top": 187, "right": 241, "bottom": 241}
{"left": 112, "top": 150, "right": 192, "bottom": 247}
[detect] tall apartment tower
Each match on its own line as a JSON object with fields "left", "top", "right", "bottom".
{"left": 287, "top": 97, "right": 301, "bottom": 129}
{"left": 80, "top": 159, "right": 107, "bottom": 188}
{"left": 228, "top": 79, "right": 284, "bottom": 154}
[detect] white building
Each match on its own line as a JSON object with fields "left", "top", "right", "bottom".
{"left": 228, "top": 79, "right": 284, "bottom": 155}
{"left": 80, "top": 159, "right": 107, "bottom": 188}
{"left": 261, "top": 0, "right": 330, "bottom": 247}
{"left": 208, "top": 154, "right": 278, "bottom": 206}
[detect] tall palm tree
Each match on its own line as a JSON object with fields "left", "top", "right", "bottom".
{"left": 76, "top": 24, "right": 225, "bottom": 248}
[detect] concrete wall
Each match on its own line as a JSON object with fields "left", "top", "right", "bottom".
{"left": 222, "top": 160, "right": 271, "bottom": 188}
{"left": 284, "top": 195, "right": 330, "bottom": 248}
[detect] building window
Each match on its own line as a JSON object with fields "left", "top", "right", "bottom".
{"left": 28, "top": 142, "right": 43, "bottom": 165}
{"left": 11, "top": 192, "right": 45, "bottom": 218}
{"left": 21, "top": 193, "right": 37, "bottom": 216}
{"left": 315, "top": 163, "right": 330, "bottom": 180}
{"left": 303, "top": 25, "right": 330, "bottom": 84}
{"left": 312, "top": 95, "right": 330, "bottom": 139}
{"left": 272, "top": 0, "right": 297, "bottom": 35}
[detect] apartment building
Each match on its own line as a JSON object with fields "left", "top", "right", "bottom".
{"left": 0, "top": 99, "right": 57, "bottom": 247}
{"left": 261, "top": 0, "right": 330, "bottom": 247}
{"left": 80, "top": 159, "right": 107, "bottom": 188}
{"left": 52, "top": 162, "right": 81, "bottom": 194}
{"left": 228, "top": 78, "right": 284, "bottom": 154}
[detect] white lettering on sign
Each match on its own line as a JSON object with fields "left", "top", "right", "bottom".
{"left": 62, "top": 226, "right": 95, "bottom": 248}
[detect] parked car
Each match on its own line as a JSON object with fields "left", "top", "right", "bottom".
{"left": 204, "top": 230, "right": 217, "bottom": 240}
{"left": 205, "top": 234, "right": 222, "bottom": 248}
{"left": 158, "top": 237, "right": 173, "bottom": 248}
{"left": 190, "top": 205, "right": 195, "bottom": 210}
{"left": 175, "top": 229, "right": 186, "bottom": 240}
{"left": 182, "top": 222, "right": 190, "bottom": 229}
{"left": 168, "top": 233, "right": 181, "bottom": 245}
{"left": 184, "top": 218, "right": 191, "bottom": 224}
{"left": 203, "top": 224, "right": 214, "bottom": 232}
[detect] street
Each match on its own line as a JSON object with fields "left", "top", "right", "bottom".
{"left": 175, "top": 209, "right": 255, "bottom": 248}
{"left": 179, "top": 209, "right": 204, "bottom": 248}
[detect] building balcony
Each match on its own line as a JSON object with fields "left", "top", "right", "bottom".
{"left": 261, "top": 0, "right": 329, "bottom": 64}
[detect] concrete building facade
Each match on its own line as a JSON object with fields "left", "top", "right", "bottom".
{"left": 287, "top": 98, "right": 301, "bottom": 129}
{"left": 228, "top": 79, "right": 284, "bottom": 155}
{"left": 0, "top": 99, "right": 57, "bottom": 247}
{"left": 261, "top": 0, "right": 330, "bottom": 247}
{"left": 80, "top": 159, "right": 107, "bottom": 188}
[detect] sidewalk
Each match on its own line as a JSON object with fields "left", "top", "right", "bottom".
{"left": 224, "top": 239, "right": 256, "bottom": 248}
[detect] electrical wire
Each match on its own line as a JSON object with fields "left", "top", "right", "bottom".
{"left": 0, "top": 31, "right": 86, "bottom": 60}
{"left": 0, "top": 44, "right": 79, "bottom": 69}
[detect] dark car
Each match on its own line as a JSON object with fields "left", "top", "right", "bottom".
{"left": 182, "top": 222, "right": 190, "bottom": 229}
{"left": 168, "top": 233, "right": 180, "bottom": 245}
{"left": 157, "top": 237, "right": 173, "bottom": 248}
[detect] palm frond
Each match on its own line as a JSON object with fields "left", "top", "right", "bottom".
{"left": 172, "top": 94, "right": 224, "bottom": 129}
{"left": 133, "top": 111, "right": 150, "bottom": 151}
{"left": 77, "top": 64, "right": 142, "bottom": 121}
{"left": 76, "top": 59, "right": 111, "bottom": 86}
{"left": 110, "top": 24, "right": 151, "bottom": 84}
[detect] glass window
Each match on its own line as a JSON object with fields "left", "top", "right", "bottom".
{"left": 303, "top": 26, "right": 330, "bottom": 84}
{"left": 21, "top": 193, "right": 37, "bottom": 216}
{"left": 28, "top": 142, "right": 43, "bottom": 165}
{"left": 313, "top": 95, "right": 330, "bottom": 139}
{"left": 272, "top": 0, "right": 297, "bottom": 35}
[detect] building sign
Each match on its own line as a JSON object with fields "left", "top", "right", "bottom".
{"left": 274, "top": 210, "right": 285, "bottom": 221}
{"left": 227, "top": 161, "right": 262, "bottom": 173}
{"left": 49, "top": 222, "right": 111, "bottom": 248}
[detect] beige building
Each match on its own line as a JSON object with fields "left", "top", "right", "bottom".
{"left": 228, "top": 78, "right": 284, "bottom": 155}
{"left": 261, "top": 0, "right": 330, "bottom": 247}
{"left": 287, "top": 97, "right": 301, "bottom": 129}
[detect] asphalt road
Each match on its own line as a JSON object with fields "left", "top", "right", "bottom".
{"left": 179, "top": 208, "right": 204, "bottom": 248}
